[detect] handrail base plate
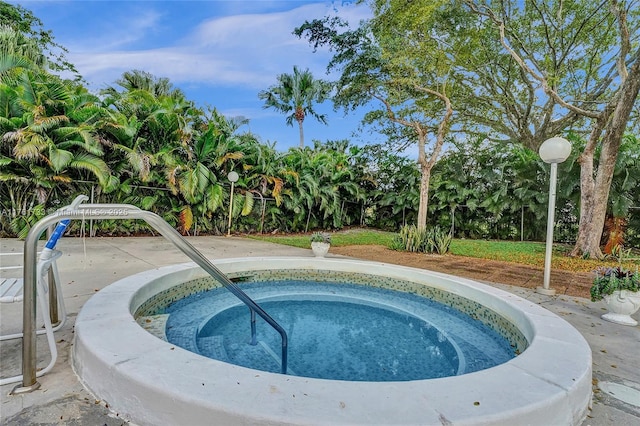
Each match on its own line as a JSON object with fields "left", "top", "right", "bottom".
{"left": 11, "top": 381, "right": 41, "bottom": 395}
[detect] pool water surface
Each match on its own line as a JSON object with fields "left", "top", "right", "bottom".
{"left": 163, "top": 280, "right": 516, "bottom": 381}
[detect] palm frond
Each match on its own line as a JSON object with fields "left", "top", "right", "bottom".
{"left": 241, "top": 191, "right": 255, "bottom": 216}
{"left": 13, "top": 132, "right": 49, "bottom": 159}
{"left": 69, "top": 153, "right": 111, "bottom": 186}
{"left": 179, "top": 205, "right": 194, "bottom": 234}
{"left": 206, "top": 184, "right": 224, "bottom": 212}
{"left": 48, "top": 146, "right": 73, "bottom": 171}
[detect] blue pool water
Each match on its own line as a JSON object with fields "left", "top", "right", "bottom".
{"left": 163, "top": 280, "right": 516, "bottom": 382}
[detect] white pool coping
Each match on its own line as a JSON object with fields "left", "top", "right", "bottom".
{"left": 73, "top": 257, "right": 592, "bottom": 425}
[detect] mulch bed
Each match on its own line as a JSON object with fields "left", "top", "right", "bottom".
{"left": 331, "top": 245, "right": 593, "bottom": 299}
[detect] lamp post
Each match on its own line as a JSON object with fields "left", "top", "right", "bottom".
{"left": 537, "top": 137, "right": 572, "bottom": 295}
{"left": 227, "top": 171, "right": 239, "bottom": 237}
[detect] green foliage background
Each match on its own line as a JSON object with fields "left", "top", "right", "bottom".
{"left": 1, "top": 1, "right": 639, "bottom": 249}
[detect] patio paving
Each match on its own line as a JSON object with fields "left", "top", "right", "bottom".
{"left": 1, "top": 236, "right": 638, "bottom": 425}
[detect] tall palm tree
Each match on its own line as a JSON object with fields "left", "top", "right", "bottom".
{"left": 258, "top": 66, "right": 331, "bottom": 148}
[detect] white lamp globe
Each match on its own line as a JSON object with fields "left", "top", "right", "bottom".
{"left": 539, "top": 137, "right": 572, "bottom": 164}
{"left": 227, "top": 171, "right": 239, "bottom": 183}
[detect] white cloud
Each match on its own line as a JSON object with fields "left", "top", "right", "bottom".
{"left": 65, "top": 8, "right": 163, "bottom": 52}
{"left": 67, "top": 2, "right": 371, "bottom": 90}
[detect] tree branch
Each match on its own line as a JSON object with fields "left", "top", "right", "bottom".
{"left": 610, "top": 0, "right": 631, "bottom": 82}
{"left": 464, "top": 0, "right": 601, "bottom": 119}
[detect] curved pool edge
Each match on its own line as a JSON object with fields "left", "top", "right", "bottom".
{"left": 72, "top": 257, "right": 592, "bottom": 426}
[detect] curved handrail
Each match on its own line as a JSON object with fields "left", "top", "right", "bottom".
{"left": 16, "top": 202, "right": 288, "bottom": 393}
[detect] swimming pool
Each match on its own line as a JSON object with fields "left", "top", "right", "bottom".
{"left": 73, "top": 257, "right": 592, "bottom": 425}
{"left": 160, "top": 280, "right": 516, "bottom": 381}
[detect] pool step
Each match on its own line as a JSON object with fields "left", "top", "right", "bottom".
{"left": 166, "top": 324, "right": 199, "bottom": 353}
{"left": 136, "top": 315, "right": 169, "bottom": 341}
{"left": 197, "top": 335, "right": 292, "bottom": 374}
{"left": 257, "top": 341, "right": 296, "bottom": 376}
{"left": 197, "top": 335, "right": 229, "bottom": 361}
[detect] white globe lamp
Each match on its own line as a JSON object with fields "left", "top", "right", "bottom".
{"left": 537, "top": 137, "right": 572, "bottom": 295}
{"left": 227, "top": 171, "right": 240, "bottom": 236}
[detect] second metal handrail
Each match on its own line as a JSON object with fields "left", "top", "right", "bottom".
{"left": 15, "top": 201, "right": 288, "bottom": 394}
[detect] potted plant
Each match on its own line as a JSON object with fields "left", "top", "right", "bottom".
{"left": 310, "top": 232, "right": 331, "bottom": 257}
{"left": 590, "top": 266, "right": 640, "bottom": 326}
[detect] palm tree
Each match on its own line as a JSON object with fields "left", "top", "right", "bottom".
{"left": 258, "top": 66, "right": 331, "bottom": 148}
{"left": 276, "top": 142, "right": 362, "bottom": 231}
{"left": 0, "top": 71, "right": 112, "bottom": 235}
{"left": 103, "top": 69, "right": 186, "bottom": 100}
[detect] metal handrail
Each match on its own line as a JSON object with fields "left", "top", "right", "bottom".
{"left": 14, "top": 202, "right": 288, "bottom": 394}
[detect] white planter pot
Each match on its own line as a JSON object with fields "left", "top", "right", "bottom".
{"left": 311, "top": 242, "right": 330, "bottom": 257}
{"left": 601, "top": 290, "right": 640, "bottom": 326}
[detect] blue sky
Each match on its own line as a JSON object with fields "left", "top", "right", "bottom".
{"left": 13, "top": 0, "right": 375, "bottom": 151}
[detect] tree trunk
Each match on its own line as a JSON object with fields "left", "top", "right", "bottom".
{"left": 414, "top": 92, "right": 451, "bottom": 230}
{"left": 586, "top": 137, "right": 624, "bottom": 254}
{"left": 571, "top": 118, "right": 601, "bottom": 258}
{"left": 572, "top": 150, "right": 596, "bottom": 257}
{"left": 586, "top": 76, "right": 640, "bottom": 257}
{"left": 415, "top": 128, "right": 430, "bottom": 230}
{"left": 571, "top": 48, "right": 640, "bottom": 258}
{"left": 298, "top": 119, "right": 304, "bottom": 148}
{"left": 417, "top": 163, "right": 431, "bottom": 230}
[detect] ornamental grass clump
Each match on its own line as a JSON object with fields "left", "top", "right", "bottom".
{"left": 390, "top": 225, "right": 452, "bottom": 254}
{"left": 590, "top": 266, "right": 640, "bottom": 302}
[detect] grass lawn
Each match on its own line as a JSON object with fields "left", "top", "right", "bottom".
{"left": 247, "top": 228, "right": 639, "bottom": 273}
{"left": 249, "top": 228, "right": 396, "bottom": 248}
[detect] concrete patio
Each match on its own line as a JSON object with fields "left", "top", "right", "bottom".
{"left": 1, "top": 236, "right": 639, "bottom": 425}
